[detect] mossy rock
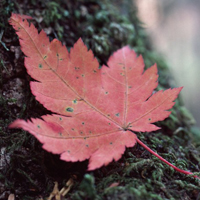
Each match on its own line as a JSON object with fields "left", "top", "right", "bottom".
{"left": 0, "top": 0, "right": 200, "bottom": 199}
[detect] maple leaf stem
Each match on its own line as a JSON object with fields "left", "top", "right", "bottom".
{"left": 135, "top": 137, "right": 200, "bottom": 179}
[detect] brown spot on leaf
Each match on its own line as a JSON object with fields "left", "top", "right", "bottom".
{"left": 38, "top": 64, "right": 42, "bottom": 68}
{"left": 66, "top": 107, "right": 73, "bottom": 112}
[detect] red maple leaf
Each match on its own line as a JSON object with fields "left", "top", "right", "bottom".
{"left": 9, "top": 13, "right": 199, "bottom": 178}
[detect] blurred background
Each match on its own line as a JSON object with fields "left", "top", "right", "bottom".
{"left": 135, "top": 0, "right": 200, "bottom": 127}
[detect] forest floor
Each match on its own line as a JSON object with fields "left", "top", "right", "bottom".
{"left": 1, "top": 1, "right": 200, "bottom": 200}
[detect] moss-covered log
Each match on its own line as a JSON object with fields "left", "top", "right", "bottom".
{"left": 0, "top": 0, "right": 200, "bottom": 199}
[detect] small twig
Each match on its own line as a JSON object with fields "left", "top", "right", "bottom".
{"left": 47, "top": 178, "right": 74, "bottom": 200}
{"left": 60, "top": 178, "right": 74, "bottom": 196}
